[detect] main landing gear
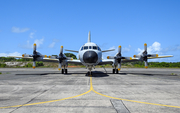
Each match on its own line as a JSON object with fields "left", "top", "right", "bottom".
{"left": 87, "top": 71, "right": 92, "bottom": 76}
{"left": 61, "top": 65, "right": 68, "bottom": 74}
{"left": 113, "top": 69, "right": 119, "bottom": 74}
{"left": 61, "top": 69, "right": 68, "bottom": 74}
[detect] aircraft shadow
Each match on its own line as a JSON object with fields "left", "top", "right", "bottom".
{"left": 85, "top": 71, "right": 109, "bottom": 77}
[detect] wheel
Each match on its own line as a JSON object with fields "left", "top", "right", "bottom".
{"left": 113, "top": 69, "right": 115, "bottom": 74}
{"left": 65, "top": 69, "right": 67, "bottom": 74}
{"left": 61, "top": 69, "right": 64, "bottom": 74}
{"left": 87, "top": 71, "right": 92, "bottom": 76}
{"left": 116, "top": 69, "right": 119, "bottom": 74}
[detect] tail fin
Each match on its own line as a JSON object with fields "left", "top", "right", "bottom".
{"left": 88, "top": 31, "right": 91, "bottom": 42}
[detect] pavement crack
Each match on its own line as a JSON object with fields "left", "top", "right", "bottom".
{"left": 110, "top": 99, "right": 118, "bottom": 113}
{"left": 121, "top": 100, "right": 131, "bottom": 113}
{"left": 110, "top": 99, "right": 131, "bottom": 113}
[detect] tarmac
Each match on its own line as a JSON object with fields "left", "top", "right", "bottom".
{"left": 0, "top": 68, "right": 180, "bottom": 113}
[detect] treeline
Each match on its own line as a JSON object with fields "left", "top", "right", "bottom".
{"left": 0, "top": 57, "right": 180, "bottom": 68}
{"left": 123, "top": 61, "right": 180, "bottom": 68}
{"left": 0, "top": 57, "right": 33, "bottom": 62}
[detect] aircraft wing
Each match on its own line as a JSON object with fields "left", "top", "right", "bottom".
{"left": 8, "top": 56, "right": 33, "bottom": 59}
{"left": 98, "top": 59, "right": 114, "bottom": 65}
{"left": 98, "top": 58, "right": 139, "bottom": 65}
{"left": 147, "top": 55, "right": 173, "bottom": 59}
{"left": 8, "top": 55, "right": 82, "bottom": 65}
{"left": 67, "top": 59, "right": 82, "bottom": 65}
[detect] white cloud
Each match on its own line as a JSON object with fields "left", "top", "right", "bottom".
{"left": 162, "top": 45, "right": 180, "bottom": 53}
{"left": 34, "top": 38, "right": 44, "bottom": 48}
{"left": 0, "top": 52, "right": 21, "bottom": 57}
{"left": 48, "top": 42, "right": 56, "bottom": 48}
{"left": 137, "top": 42, "right": 162, "bottom": 54}
{"left": 122, "top": 45, "right": 131, "bottom": 53}
{"left": 29, "top": 32, "right": 35, "bottom": 38}
{"left": 11, "top": 27, "right": 29, "bottom": 33}
{"left": 102, "top": 45, "right": 131, "bottom": 59}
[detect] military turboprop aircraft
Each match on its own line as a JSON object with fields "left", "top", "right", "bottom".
{"left": 9, "top": 31, "right": 173, "bottom": 75}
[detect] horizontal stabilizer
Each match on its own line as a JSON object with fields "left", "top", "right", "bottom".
{"left": 102, "top": 49, "right": 115, "bottom": 53}
{"left": 65, "top": 49, "right": 79, "bottom": 53}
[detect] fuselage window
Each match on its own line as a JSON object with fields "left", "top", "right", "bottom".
{"left": 93, "top": 46, "right": 97, "bottom": 50}
{"left": 89, "top": 46, "right": 92, "bottom": 49}
{"left": 84, "top": 46, "right": 88, "bottom": 50}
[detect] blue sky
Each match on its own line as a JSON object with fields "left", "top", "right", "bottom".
{"left": 0, "top": 0, "right": 180, "bottom": 62}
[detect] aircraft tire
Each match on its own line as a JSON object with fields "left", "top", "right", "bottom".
{"left": 116, "top": 69, "right": 119, "bottom": 74}
{"left": 113, "top": 69, "right": 115, "bottom": 74}
{"left": 62, "top": 69, "right": 64, "bottom": 74}
{"left": 65, "top": 69, "right": 67, "bottom": 74}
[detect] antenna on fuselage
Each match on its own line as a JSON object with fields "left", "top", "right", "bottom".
{"left": 88, "top": 31, "right": 91, "bottom": 43}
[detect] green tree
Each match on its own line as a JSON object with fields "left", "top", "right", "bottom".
{"left": 64, "top": 53, "right": 77, "bottom": 59}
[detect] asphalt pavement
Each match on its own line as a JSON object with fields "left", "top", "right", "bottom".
{"left": 0, "top": 68, "right": 180, "bottom": 113}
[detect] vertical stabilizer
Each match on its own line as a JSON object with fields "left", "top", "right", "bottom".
{"left": 88, "top": 31, "right": 91, "bottom": 42}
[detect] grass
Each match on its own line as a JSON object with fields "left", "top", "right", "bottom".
{"left": 0, "top": 72, "right": 2, "bottom": 74}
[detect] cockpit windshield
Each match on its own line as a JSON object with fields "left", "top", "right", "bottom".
{"left": 93, "top": 46, "right": 97, "bottom": 50}
{"left": 80, "top": 46, "right": 101, "bottom": 51}
{"left": 84, "top": 46, "right": 88, "bottom": 50}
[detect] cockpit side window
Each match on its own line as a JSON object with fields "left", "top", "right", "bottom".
{"left": 81, "top": 47, "right": 83, "bottom": 51}
{"left": 93, "top": 46, "right": 97, "bottom": 50}
{"left": 97, "top": 46, "right": 101, "bottom": 51}
{"left": 84, "top": 46, "right": 88, "bottom": 50}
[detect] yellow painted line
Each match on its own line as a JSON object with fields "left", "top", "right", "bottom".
{"left": 0, "top": 85, "right": 92, "bottom": 109}
{"left": 1, "top": 77, "right": 180, "bottom": 109}
{"left": 91, "top": 77, "right": 180, "bottom": 109}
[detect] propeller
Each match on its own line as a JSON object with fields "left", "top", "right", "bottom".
{"left": 107, "top": 45, "right": 132, "bottom": 71}
{"left": 133, "top": 43, "right": 158, "bottom": 68}
{"left": 58, "top": 46, "right": 66, "bottom": 71}
{"left": 32, "top": 43, "right": 40, "bottom": 69}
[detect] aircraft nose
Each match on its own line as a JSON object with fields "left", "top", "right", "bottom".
{"left": 83, "top": 51, "right": 98, "bottom": 63}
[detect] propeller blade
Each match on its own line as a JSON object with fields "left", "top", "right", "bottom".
{"left": 58, "top": 63, "right": 61, "bottom": 71}
{"left": 124, "top": 57, "right": 132, "bottom": 60}
{"left": 118, "top": 45, "right": 121, "bottom": 54}
{"left": 118, "top": 63, "right": 121, "bottom": 71}
{"left": 133, "top": 55, "right": 141, "bottom": 58}
{"left": 107, "top": 56, "right": 115, "bottom": 59}
{"left": 145, "top": 61, "right": 148, "bottom": 69}
{"left": 66, "top": 57, "right": 73, "bottom": 60}
{"left": 147, "top": 54, "right": 158, "bottom": 57}
{"left": 33, "top": 61, "right": 36, "bottom": 69}
{"left": 144, "top": 43, "right": 147, "bottom": 52}
{"left": 60, "top": 46, "right": 63, "bottom": 54}
{"left": 33, "top": 43, "right": 36, "bottom": 52}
